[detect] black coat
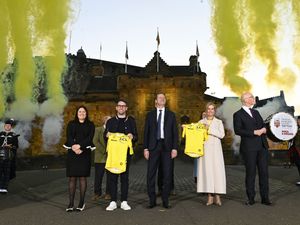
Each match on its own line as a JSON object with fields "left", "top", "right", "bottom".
{"left": 104, "top": 116, "right": 138, "bottom": 144}
{"left": 64, "top": 120, "right": 95, "bottom": 177}
{"left": 143, "top": 109, "right": 179, "bottom": 151}
{"left": 233, "top": 108, "right": 269, "bottom": 152}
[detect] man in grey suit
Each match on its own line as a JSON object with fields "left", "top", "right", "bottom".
{"left": 233, "top": 92, "right": 272, "bottom": 206}
{"left": 143, "top": 93, "right": 178, "bottom": 209}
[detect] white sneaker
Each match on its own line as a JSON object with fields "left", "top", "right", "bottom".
{"left": 0, "top": 189, "right": 4, "bottom": 193}
{"left": 296, "top": 181, "right": 300, "bottom": 186}
{"left": 120, "top": 201, "right": 131, "bottom": 210}
{"left": 2, "top": 189, "right": 7, "bottom": 193}
{"left": 106, "top": 201, "right": 117, "bottom": 211}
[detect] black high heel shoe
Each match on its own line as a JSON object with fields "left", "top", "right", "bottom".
{"left": 66, "top": 203, "right": 74, "bottom": 212}
{"left": 76, "top": 203, "right": 86, "bottom": 212}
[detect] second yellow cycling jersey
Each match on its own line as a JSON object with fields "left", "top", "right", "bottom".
{"left": 105, "top": 133, "right": 133, "bottom": 174}
{"left": 182, "top": 123, "right": 208, "bottom": 158}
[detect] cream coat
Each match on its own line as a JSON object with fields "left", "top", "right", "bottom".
{"left": 197, "top": 117, "right": 226, "bottom": 194}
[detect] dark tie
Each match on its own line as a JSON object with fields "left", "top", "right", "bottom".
{"left": 249, "top": 108, "right": 254, "bottom": 118}
{"left": 157, "top": 110, "right": 162, "bottom": 140}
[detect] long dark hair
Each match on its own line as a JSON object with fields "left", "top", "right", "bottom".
{"left": 74, "top": 105, "right": 89, "bottom": 123}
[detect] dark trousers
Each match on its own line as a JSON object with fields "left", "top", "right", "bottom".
{"left": 94, "top": 163, "right": 110, "bottom": 196}
{"left": 158, "top": 158, "right": 174, "bottom": 191}
{"left": 109, "top": 155, "right": 131, "bottom": 202}
{"left": 293, "top": 151, "right": 300, "bottom": 176}
{"left": 0, "top": 159, "right": 11, "bottom": 189}
{"left": 242, "top": 148, "right": 269, "bottom": 201}
{"left": 147, "top": 140, "right": 172, "bottom": 205}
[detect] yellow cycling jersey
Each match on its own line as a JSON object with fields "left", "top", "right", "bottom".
{"left": 105, "top": 133, "right": 133, "bottom": 174}
{"left": 182, "top": 123, "right": 208, "bottom": 158}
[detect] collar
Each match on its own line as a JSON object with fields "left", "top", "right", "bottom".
{"left": 156, "top": 107, "right": 165, "bottom": 112}
{"left": 242, "top": 106, "right": 252, "bottom": 111}
{"left": 116, "top": 115, "right": 128, "bottom": 121}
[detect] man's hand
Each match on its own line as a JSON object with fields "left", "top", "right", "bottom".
{"left": 144, "top": 149, "right": 149, "bottom": 160}
{"left": 171, "top": 149, "right": 177, "bottom": 159}
{"left": 106, "top": 132, "right": 112, "bottom": 138}
{"left": 254, "top": 128, "right": 266, "bottom": 136}
{"left": 261, "top": 127, "right": 267, "bottom": 134}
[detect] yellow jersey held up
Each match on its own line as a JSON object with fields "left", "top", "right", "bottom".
{"left": 182, "top": 123, "right": 208, "bottom": 158}
{"left": 105, "top": 133, "right": 133, "bottom": 174}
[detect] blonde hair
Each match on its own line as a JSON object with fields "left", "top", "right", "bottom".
{"left": 205, "top": 102, "right": 216, "bottom": 113}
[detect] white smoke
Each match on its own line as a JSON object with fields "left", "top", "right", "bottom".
{"left": 255, "top": 99, "right": 284, "bottom": 120}
{"left": 216, "top": 97, "right": 241, "bottom": 155}
{"left": 42, "top": 115, "right": 64, "bottom": 151}
{"left": 12, "top": 121, "right": 33, "bottom": 153}
{"left": 216, "top": 96, "right": 288, "bottom": 155}
{"left": 6, "top": 100, "right": 38, "bottom": 122}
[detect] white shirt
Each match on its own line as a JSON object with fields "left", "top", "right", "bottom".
{"left": 156, "top": 107, "right": 165, "bottom": 139}
{"left": 242, "top": 106, "right": 253, "bottom": 117}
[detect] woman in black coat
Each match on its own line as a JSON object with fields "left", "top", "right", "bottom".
{"left": 64, "top": 106, "right": 95, "bottom": 212}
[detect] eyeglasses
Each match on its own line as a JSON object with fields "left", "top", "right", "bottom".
{"left": 117, "top": 105, "right": 127, "bottom": 107}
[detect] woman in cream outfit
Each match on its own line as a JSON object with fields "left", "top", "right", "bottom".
{"left": 197, "top": 102, "right": 226, "bottom": 206}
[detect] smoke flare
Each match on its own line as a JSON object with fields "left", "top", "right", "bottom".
{"left": 246, "top": 0, "right": 296, "bottom": 88}
{"left": 211, "top": 0, "right": 251, "bottom": 95}
{"left": 6, "top": 0, "right": 38, "bottom": 119}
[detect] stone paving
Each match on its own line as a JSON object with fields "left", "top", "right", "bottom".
{"left": 0, "top": 158, "right": 300, "bottom": 225}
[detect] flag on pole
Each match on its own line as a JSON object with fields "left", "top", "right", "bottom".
{"left": 125, "top": 41, "right": 128, "bottom": 73}
{"left": 156, "top": 29, "right": 160, "bottom": 47}
{"left": 125, "top": 42, "right": 129, "bottom": 60}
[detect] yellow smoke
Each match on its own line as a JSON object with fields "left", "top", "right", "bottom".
{"left": 0, "top": 0, "right": 10, "bottom": 117}
{"left": 246, "top": 0, "right": 296, "bottom": 87}
{"left": 211, "top": 0, "right": 251, "bottom": 95}
{"left": 292, "top": 0, "right": 300, "bottom": 68}
{"left": 32, "top": 0, "right": 70, "bottom": 116}
{"left": 6, "top": 0, "right": 37, "bottom": 120}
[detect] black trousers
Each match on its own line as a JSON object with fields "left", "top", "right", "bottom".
{"left": 147, "top": 140, "right": 172, "bottom": 205}
{"left": 242, "top": 148, "right": 269, "bottom": 201}
{"left": 94, "top": 163, "right": 110, "bottom": 196}
{"left": 0, "top": 159, "right": 11, "bottom": 189}
{"left": 109, "top": 155, "right": 131, "bottom": 202}
{"left": 158, "top": 158, "right": 174, "bottom": 191}
{"left": 293, "top": 151, "right": 300, "bottom": 176}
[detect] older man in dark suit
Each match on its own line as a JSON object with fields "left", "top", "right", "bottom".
{"left": 233, "top": 92, "right": 271, "bottom": 206}
{"left": 143, "top": 93, "right": 178, "bottom": 209}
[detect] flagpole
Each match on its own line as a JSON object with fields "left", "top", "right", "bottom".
{"left": 156, "top": 27, "right": 159, "bottom": 73}
{"left": 196, "top": 40, "right": 199, "bottom": 73}
{"left": 68, "top": 30, "right": 72, "bottom": 54}
{"left": 125, "top": 41, "right": 128, "bottom": 74}
{"left": 100, "top": 43, "right": 102, "bottom": 62}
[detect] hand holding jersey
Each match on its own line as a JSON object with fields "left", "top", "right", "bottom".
{"left": 105, "top": 133, "right": 133, "bottom": 174}
{"left": 182, "top": 123, "right": 208, "bottom": 158}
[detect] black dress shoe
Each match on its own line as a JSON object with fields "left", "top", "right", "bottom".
{"left": 261, "top": 200, "right": 272, "bottom": 206}
{"left": 163, "top": 203, "right": 171, "bottom": 209}
{"left": 147, "top": 202, "right": 157, "bottom": 209}
{"left": 245, "top": 200, "right": 255, "bottom": 205}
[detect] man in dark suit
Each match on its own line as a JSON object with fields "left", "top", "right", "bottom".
{"left": 233, "top": 92, "right": 271, "bottom": 206}
{"left": 143, "top": 93, "right": 178, "bottom": 209}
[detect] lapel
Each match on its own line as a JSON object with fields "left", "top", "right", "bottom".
{"left": 164, "top": 109, "right": 169, "bottom": 128}
{"left": 241, "top": 108, "right": 255, "bottom": 120}
{"left": 153, "top": 110, "right": 158, "bottom": 129}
